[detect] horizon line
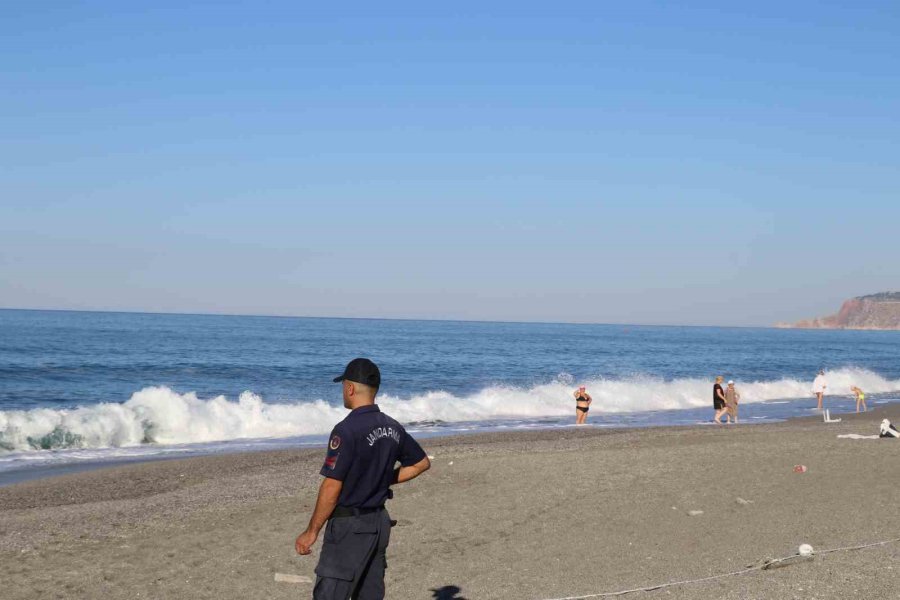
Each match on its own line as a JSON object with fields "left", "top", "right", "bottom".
{"left": 0, "top": 305, "right": 782, "bottom": 331}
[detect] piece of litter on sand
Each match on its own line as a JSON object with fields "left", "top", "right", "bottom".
{"left": 687, "top": 510, "right": 704, "bottom": 517}
{"left": 448, "top": 461, "right": 454, "bottom": 466}
{"left": 427, "top": 455, "right": 435, "bottom": 459}
{"left": 735, "top": 497, "right": 753, "bottom": 505}
{"left": 793, "top": 464, "right": 807, "bottom": 474}
{"left": 837, "top": 434, "right": 879, "bottom": 440}
{"left": 274, "top": 573, "right": 312, "bottom": 584}
{"left": 671, "top": 506, "right": 678, "bottom": 510}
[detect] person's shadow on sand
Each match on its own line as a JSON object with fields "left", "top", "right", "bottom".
{"left": 431, "top": 585, "right": 467, "bottom": 599}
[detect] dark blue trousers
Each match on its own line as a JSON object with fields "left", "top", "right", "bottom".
{"left": 313, "top": 509, "right": 392, "bottom": 600}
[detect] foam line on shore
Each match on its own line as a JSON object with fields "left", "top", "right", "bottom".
{"left": 1, "top": 367, "right": 898, "bottom": 453}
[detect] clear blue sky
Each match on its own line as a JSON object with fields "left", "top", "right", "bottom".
{"left": 2, "top": 2, "right": 899, "bottom": 325}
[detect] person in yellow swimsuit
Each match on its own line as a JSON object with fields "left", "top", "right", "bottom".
{"left": 851, "top": 386, "right": 867, "bottom": 413}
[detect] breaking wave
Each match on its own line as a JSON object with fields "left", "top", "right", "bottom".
{"left": 1, "top": 367, "right": 898, "bottom": 453}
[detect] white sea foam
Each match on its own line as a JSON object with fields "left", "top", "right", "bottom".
{"left": 1, "top": 367, "right": 898, "bottom": 454}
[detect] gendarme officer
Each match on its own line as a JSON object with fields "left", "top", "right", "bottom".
{"left": 295, "top": 358, "right": 431, "bottom": 599}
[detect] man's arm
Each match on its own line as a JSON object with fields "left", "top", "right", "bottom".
{"left": 295, "top": 477, "right": 343, "bottom": 555}
{"left": 393, "top": 456, "right": 430, "bottom": 484}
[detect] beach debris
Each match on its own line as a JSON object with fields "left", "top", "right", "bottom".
{"left": 837, "top": 434, "right": 879, "bottom": 440}
{"left": 881, "top": 419, "right": 900, "bottom": 438}
{"left": 735, "top": 497, "right": 753, "bottom": 506}
{"left": 274, "top": 573, "right": 312, "bottom": 584}
{"left": 687, "top": 510, "right": 704, "bottom": 517}
{"left": 448, "top": 461, "right": 454, "bottom": 466}
{"left": 793, "top": 464, "right": 807, "bottom": 474}
{"left": 427, "top": 455, "right": 435, "bottom": 459}
{"left": 535, "top": 538, "right": 900, "bottom": 598}
{"left": 823, "top": 410, "right": 841, "bottom": 423}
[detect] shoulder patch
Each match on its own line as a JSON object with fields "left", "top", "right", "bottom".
{"left": 329, "top": 435, "right": 341, "bottom": 450}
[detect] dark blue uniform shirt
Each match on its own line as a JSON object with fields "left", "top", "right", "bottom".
{"left": 320, "top": 405, "right": 427, "bottom": 509}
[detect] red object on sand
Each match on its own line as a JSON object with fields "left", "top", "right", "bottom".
{"left": 793, "top": 465, "right": 807, "bottom": 473}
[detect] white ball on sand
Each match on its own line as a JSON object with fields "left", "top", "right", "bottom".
{"left": 798, "top": 544, "right": 814, "bottom": 557}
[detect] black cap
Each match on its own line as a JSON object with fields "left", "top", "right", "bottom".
{"left": 333, "top": 358, "right": 381, "bottom": 389}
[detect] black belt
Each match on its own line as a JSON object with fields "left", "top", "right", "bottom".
{"left": 331, "top": 505, "right": 383, "bottom": 519}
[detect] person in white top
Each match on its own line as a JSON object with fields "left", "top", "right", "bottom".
{"left": 812, "top": 370, "right": 827, "bottom": 410}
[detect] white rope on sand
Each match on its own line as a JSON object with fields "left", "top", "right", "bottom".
{"left": 539, "top": 537, "right": 900, "bottom": 600}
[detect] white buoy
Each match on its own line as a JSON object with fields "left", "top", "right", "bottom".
{"left": 799, "top": 544, "right": 814, "bottom": 557}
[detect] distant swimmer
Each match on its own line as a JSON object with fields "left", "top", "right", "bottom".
{"left": 725, "top": 380, "right": 741, "bottom": 424}
{"left": 295, "top": 358, "right": 430, "bottom": 600}
{"left": 813, "top": 370, "right": 827, "bottom": 411}
{"left": 851, "top": 386, "right": 867, "bottom": 413}
{"left": 713, "top": 376, "right": 729, "bottom": 424}
{"left": 574, "top": 386, "right": 592, "bottom": 425}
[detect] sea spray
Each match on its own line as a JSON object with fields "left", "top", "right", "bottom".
{"left": 1, "top": 367, "right": 898, "bottom": 454}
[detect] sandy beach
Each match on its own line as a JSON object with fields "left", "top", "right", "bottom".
{"left": 2, "top": 406, "right": 899, "bottom": 600}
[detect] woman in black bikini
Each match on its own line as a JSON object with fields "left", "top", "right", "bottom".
{"left": 574, "top": 386, "right": 592, "bottom": 425}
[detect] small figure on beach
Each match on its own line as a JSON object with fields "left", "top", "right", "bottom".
{"left": 574, "top": 386, "right": 592, "bottom": 424}
{"left": 295, "top": 358, "right": 431, "bottom": 599}
{"left": 725, "top": 380, "right": 741, "bottom": 424}
{"left": 813, "top": 370, "right": 827, "bottom": 410}
{"left": 851, "top": 386, "right": 867, "bottom": 413}
{"left": 713, "top": 376, "right": 729, "bottom": 424}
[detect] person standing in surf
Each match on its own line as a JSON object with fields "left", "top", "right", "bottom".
{"left": 713, "top": 376, "right": 729, "bottom": 424}
{"left": 574, "top": 386, "right": 592, "bottom": 425}
{"left": 851, "top": 385, "right": 867, "bottom": 413}
{"left": 812, "top": 370, "right": 827, "bottom": 411}
{"left": 725, "top": 380, "right": 741, "bottom": 424}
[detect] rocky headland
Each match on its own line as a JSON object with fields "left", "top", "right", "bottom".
{"left": 778, "top": 292, "right": 900, "bottom": 330}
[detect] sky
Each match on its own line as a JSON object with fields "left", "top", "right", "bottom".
{"left": 2, "top": 2, "right": 899, "bottom": 326}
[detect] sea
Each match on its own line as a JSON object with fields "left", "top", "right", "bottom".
{"left": 2, "top": 309, "right": 899, "bottom": 483}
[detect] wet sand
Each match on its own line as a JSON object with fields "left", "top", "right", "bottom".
{"left": 2, "top": 406, "right": 899, "bottom": 599}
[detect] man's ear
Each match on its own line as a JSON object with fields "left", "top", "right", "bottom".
{"left": 346, "top": 381, "right": 355, "bottom": 397}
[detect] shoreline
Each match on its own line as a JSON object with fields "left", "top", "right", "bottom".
{"left": 2, "top": 398, "right": 897, "bottom": 488}
{"left": 2, "top": 404, "right": 899, "bottom": 598}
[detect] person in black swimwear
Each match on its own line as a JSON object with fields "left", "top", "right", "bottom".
{"left": 574, "top": 386, "right": 592, "bottom": 425}
{"left": 713, "top": 376, "right": 729, "bottom": 425}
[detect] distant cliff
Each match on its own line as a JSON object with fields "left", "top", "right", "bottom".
{"left": 778, "top": 292, "right": 900, "bottom": 330}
